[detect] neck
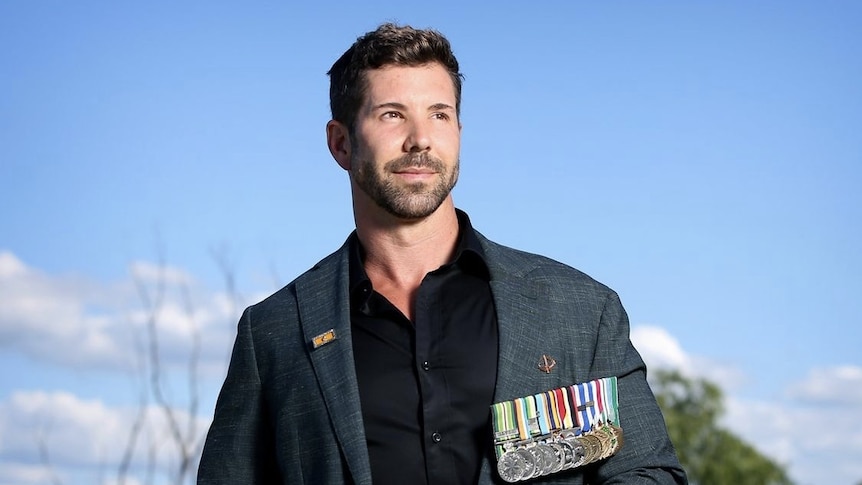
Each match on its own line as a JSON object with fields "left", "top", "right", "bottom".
{"left": 355, "top": 197, "right": 459, "bottom": 281}
{"left": 353, "top": 196, "right": 460, "bottom": 320}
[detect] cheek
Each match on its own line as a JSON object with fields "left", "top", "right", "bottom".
{"left": 358, "top": 124, "right": 403, "bottom": 148}
{"left": 439, "top": 131, "right": 461, "bottom": 158}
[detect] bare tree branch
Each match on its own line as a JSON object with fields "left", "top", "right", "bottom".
{"left": 108, "top": 238, "right": 243, "bottom": 484}
{"left": 117, "top": 308, "right": 151, "bottom": 485}
{"left": 132, "top": 244, "right": 190, "bottom": 485}
{"left": 145, "top": 438, "right": 157, "bottom": 485}
{"left": 173, "top": 281, "right": 201, "bottom": 484}
{"left": 35, "top": 426, "right": 63, "bottom": 485}
{"left": 117, "top": 393, "right": 148, "bottom": 485}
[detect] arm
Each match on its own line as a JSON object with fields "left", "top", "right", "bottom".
{"left": 197, "top": 307, "right": 281, "bottom": 484}
{"left": 585, "top": 291, "right": 688, "bottom": 484}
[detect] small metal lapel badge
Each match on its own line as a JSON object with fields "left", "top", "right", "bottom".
{"left": 538, "top": 354, "right": 556, "bottom": 373}
{"left": 311, "top": 329, "right": 337, "bottom": 349}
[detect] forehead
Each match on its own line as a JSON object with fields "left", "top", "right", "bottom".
{"left": 361, "top": 63, "right": 456, "bottom": 106}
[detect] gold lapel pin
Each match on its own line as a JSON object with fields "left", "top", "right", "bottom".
{"left": 311, "top": 329, "right": 337, "bottom": 349}
{"left": 538, "top": 354, "right": 556, "bottom": 373}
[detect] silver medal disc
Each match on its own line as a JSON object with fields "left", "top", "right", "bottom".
{"left": 497, "top": 450, "right": 526, "bottom": 483}
{"left": 516, "top": 448, "right": 538, "bottom": 480}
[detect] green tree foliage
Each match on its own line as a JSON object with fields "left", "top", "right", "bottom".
{"left": 651, "top": 369, "right": 794, "bottom": 485}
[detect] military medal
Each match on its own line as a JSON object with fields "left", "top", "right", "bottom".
{"left": 526, "top": 445, "right": 548, "bottom": 477}
{"left": 580, "top": 433, "right": 601, "bottom": 464}
{"left": 515, "top": 448, "right": 538, "bottom": 480}
{"left": 600, "top": 424, "right": 617, "bottom": 459}
{"left": 537, "top": 443, "right": 558, "bottom": 475}
{"left": 546, "top": 442, "right": 566, "bottom": 474}
{"left": 555, "top": 439, "right": 575, "bottom": 470}
{"left": 497, "top": 449, "right": 526, "bottom": 483}
{"left": 593, "top": 426, "right": 614, "bottom": 460}
{"left": 564, "top": 436, "right": 586, "bottom": 468}
{"left": 490, "top": 377, "right": 624, "bottom": 482}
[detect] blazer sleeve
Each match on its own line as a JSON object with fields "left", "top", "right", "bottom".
{"left": 585, "top": 291, "right": 688, "bottom": 484}
{"left": 197, "top": 307, "right": 282, "bottom": 484}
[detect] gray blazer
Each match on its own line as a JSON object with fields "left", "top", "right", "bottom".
{"left": 198, "top": 232, "right": 687, "bottom": 484}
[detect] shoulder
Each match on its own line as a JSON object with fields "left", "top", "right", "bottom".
{"left": 476, "top": 230, "right": 614, "bottom": 297}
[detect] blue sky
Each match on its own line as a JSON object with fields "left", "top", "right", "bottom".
{"left": 1, "top": 1, "right": 860, "bottom": 484}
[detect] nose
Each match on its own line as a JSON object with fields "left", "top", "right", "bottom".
{"left": 403, "top": 118, "right": 431, "bottom": 153}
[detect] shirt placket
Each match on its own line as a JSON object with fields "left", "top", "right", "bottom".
{"left": 414, "top": 271, "right": 456, "bottom": 484}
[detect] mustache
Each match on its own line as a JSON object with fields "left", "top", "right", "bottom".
{"left": 385, "top": 153, "right": 446, "bottom": 172}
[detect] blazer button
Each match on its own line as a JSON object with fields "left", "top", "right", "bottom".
{"left": 422, "top": 361, "right": 430, "bottom": 371}
{"left": 431, "top": 432, "right": 442, "bottom": 443}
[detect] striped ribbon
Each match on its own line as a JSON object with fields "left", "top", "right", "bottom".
{"left": 526, "top": 395, "right": 539, "bottom": 436}
{"left": 607, "top": 377, "right": 620, "bottom": 425}
{"left": 567, "top": 385, "right": 582, "bottom": 431}
{"left": 534, "top": 392, "right": 550, "bottom": 435}
{"left": 492, "top": 400, "right": 518, "bottom": 441}
{"left": 490, "top": 377, "right": 622, "bottom": 447}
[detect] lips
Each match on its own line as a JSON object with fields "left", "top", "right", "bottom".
{"left": 394, "top": 167, "right": 436, "bottom": 175}
{"left": 387, "top": 153, "right": 445, "bottom": 174}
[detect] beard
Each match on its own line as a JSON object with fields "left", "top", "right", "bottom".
{"left": 352, "top": 152, "right": 459, "bottom": 219}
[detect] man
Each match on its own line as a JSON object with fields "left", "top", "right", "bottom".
{"left": 198, "top": 23, "right": 686, "bottom": 485}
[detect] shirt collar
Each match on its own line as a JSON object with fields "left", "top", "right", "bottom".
{"left": 348, "top": 209, "right": 489, "bottom": 310}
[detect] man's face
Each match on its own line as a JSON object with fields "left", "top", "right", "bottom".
{"left": 349, "top": 63, "right": 461, "bottom": 219}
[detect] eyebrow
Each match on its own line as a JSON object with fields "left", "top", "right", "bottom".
{"left": 371, "top": 102, "right": 455, "bottom": 112}
{"left": 429, "top": 103, "right": 456, "bottom": 111}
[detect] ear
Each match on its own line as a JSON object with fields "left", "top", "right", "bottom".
{"left": 326, "top": 120, "right": 351, "bottom": 171}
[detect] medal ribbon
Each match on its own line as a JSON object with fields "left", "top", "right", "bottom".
{"left": 567, "top": 385, "right": 582, "bottom": 431}
{"left": 586, "top": 380, "right": 599, "bottom": 430}
{"left": 552, "top": 388, "right": 565, "bottom": 428}
{"left": 595, "top": 378, "right": 606, "bottom": 423}
{"left": 526, "top": 395, "right": 539, "bottom": 436}
{"left": 534, "top": 392, "right": 550, "bottom": 435}
{"left": 514, "top": 397, "right": 530, "bottom": 441}
{"left": 608, "top": 376, "right": 620, "bottom": 425}
{"left": 491, "top": 400, "right": 518, "bottom": 444}
{"left": 599, "top": 377, "right": 615, "bottom": 425}
{"left": 576, "top": 382, "right": 591, "bottom": 433}
{"left": 545, "top": 390, "right": 558, "bottom": 430}
{"left": 564, "top": 387, "right": 576, "bottom": 429}
{"left": 489, "top": 377, "right": 622, "bottom": 454}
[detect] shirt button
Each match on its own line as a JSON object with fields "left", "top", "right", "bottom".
{"left": 422, "top": 361, "right": 430, "bottom": 371}
{"left": 431, "top": 432, "right": 442, "bottom": 443}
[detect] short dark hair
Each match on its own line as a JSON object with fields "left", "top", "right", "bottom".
{"left": 327, "top": 23, "right": 463, "bottom": 131}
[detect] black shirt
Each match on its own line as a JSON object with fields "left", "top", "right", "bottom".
{"left": 349, "top": 211, "right": 499, "bottom": 485}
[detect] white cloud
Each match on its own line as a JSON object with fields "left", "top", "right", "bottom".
{"left": 632, "top": 324, "right": 862, "bottom": 485}
{"left": 0, "top": 463, "right": 60, "bottom": 485}
{"left": 0, "top": 251, "right": 28, "bottom": 278}
{"left": 787, "top": 365, "right": 862, "bottom": 405}
{"left": 0, "top": 251, "right": 238, "bottom": 372}
{"left": 727, "top": 392, "right": 862, "bottom": 485}
{"left": 0, "top": 252, "right": 239, "bottom": 484}
{"left": 129, "top": 261, "right": 194, "bottom": 286}
{"left": 0, "top": 390, "right": 210, "bottom": 485}
{"left": 0, "top": 391, "right": 123, "bottom": 464}
{"left": 631, "top": 324, "right": 746, "bottom": 392}
{"left": 631, "top": 325, "right": 688, "bottom": 369}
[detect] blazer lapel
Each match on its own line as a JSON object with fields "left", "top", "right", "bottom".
{"left": 479, "top": 233, "right": 548, "bottom": 402}
{"left": 489, "top": 278, "right": 542, "bottom": 402}
{"left": 295, "top": 244, "right": 373, "bottom": 485}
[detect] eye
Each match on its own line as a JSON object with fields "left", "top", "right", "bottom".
{"left": 381, "top": 111, "right": 403, "bottom": 120}
{"left": 431, "top": 112, "right": 451, "bottom": 121}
